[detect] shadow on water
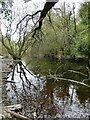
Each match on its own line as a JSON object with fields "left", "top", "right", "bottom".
{"left": 3, "top": 58, "right": 90, "bottom": 118}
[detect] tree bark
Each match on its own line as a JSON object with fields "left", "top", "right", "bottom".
{"left": 32, "top": 1, "right": 59, "bottom": 37}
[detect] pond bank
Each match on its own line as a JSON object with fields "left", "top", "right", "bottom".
{"left": 1, "top": 56, "right": 15, "bottom": 119}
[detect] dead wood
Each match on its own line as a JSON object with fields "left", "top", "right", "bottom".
{"left": 5, "top": 109, "right": 29, "bottom": 120}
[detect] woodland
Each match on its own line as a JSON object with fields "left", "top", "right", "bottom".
{"left": 0, "top": 0, "right": 90, "bottom": 119}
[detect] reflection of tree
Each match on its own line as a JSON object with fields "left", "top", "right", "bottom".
{"left": 24, "top": 58, "right": 90, "bottom": 117}
{"left": 53, "top": 81, "right": 70, "bottom": 117}
{"left": 76, "top": 86, "right": 90, "bottom": 104}
{"left": 55, "top": 82, "right": 69, "bottom": 101}
{"left": 39, "top": 79, "right": 70, "bottom": 117}
{"left": 4, "top": 63, "right": 90, "bottom": 118}
{"left": 44, "top": 79, "right": 57, "bottom": 116}
{"left": 1, "top": 1, "right": 90, "bottom": 119}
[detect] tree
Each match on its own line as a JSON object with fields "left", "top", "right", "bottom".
{"left": 0, "top": 0, "right": 60, "bottom": 85}
{"left": 76, "top": 2, "right": 90, "bottom": 79}
{"left": 75, "top": 3, "right": 88, "bottom": 56}
{"left": 32, "top": 0, "right": 59, "bottom": 37}
{"left": 29, "top": 2, "right": 78, "bottom": 59}
{"left": 0, "top": 0, "right": 59, "bottom": 60}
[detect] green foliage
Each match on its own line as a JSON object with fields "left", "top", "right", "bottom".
{"left": 79, "top": 2, "right": 88, "bottom": 25}
{"left": 30, "top": 3, "right": 76, "bottom": 59}
{"left": 27, "top": 2, "right": 90, "bottom": 59}
{"left": 75, "top": 2, "right": 90, "bottom": 57}
{"left": 1, "top": 1, "right": 89, "bottom": 60}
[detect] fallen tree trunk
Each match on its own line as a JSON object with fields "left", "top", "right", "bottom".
{"left": 4, "top": 104, "right": 22, "bottom": 111}
{"left": 5, "top": 109, "right": 29, "bottom": 120}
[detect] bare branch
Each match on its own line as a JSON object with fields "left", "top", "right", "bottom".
{"left": 13, "top": 10, "right": 42, "bottom": 35}
{"left": 32, "top": 2, "right": 59, "bottom": 37}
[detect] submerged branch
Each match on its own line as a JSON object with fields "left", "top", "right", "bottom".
{"left": 47, "top": 75, "right": 90, "bottom": 88}
{"left": 68, "top": 70, "right": 88, "bottom": 77}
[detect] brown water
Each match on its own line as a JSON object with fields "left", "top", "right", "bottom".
{"left": 3, "top": 58, "right": 90, "bottom": 119}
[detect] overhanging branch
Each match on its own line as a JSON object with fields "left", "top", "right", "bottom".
{"left": 32, "top": 1, "right": 59, "bottom": 37}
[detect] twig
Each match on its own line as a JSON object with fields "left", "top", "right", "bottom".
{"left": 13, "top": 10, "right": 42, "bottom": 35}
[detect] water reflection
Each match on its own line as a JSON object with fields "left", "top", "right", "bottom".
{"left": 4, "top": 58, "right": 90, "bottom": 118}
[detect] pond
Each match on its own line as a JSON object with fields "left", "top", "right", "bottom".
{"left": 3, "top": 58, "right": 90, "bottom": 119}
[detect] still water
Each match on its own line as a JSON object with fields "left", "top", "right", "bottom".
{"left": 4, "top": 58, "right": 90, "bottom": 118}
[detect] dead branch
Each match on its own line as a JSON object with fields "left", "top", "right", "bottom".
{"left": 5, "top": 109, "right": 29, "bottom": 120}
{"left": 4, "top": 104, "right": 22, "bottom": 111}
{"left": 73, "top": 4, "right": 77, "bottom": 34}
{"left": 32, "top": 1, "right": 59, "bottom": 37}
{"left": 68, "top": 70, "right": 88, "bottom": 77}
{"left": 47, "top": 12, "right": 57, "bottom": 39}
{"left": 47, "top": 75, "right": 90, "bottom": 88}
